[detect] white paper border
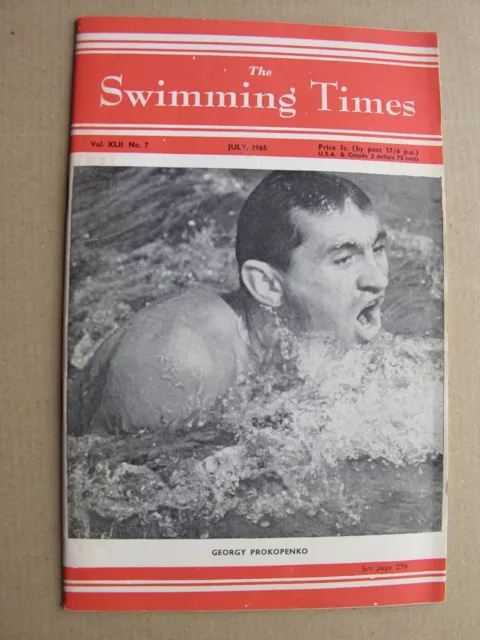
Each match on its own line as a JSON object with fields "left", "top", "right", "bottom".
{"left": 64, "top": 151, "right": 446, "bottom": 570}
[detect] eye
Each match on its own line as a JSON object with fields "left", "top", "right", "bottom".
{"left": 373, "top": 243, "right": 386, "bottom": 254}
{"left": 334, "top": 255, "right": 353, "bottom": 265}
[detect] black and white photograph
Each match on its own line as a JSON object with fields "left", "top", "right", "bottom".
{"left": 66, "top": 166, "right": 444, "bottom": 540}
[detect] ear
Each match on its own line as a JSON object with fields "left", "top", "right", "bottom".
{"left": 240, "top": 259, "right": 284, "bottom": 308}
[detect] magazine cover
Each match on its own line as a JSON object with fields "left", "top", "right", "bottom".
{"left": 63, "top": 16, "right": 446, "bottom": 611}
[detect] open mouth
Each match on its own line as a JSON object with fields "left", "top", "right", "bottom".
{"left": 355, "top": 297, "right": 383, "bottom": 341}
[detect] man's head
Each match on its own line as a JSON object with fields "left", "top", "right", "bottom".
{"left": 236, "top": 171, "right": 389, "bottom": 344}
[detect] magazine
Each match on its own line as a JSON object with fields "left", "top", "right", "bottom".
{"left": 63, "top": 16, "right": 446, "bottom": 611}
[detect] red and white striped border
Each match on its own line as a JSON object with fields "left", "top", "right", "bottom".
{"left": 72, "top": 123, "right": 443, "bottom": 138}
{"left": 75, "top": 32, "right": 439, "bottom": 68}
{"left": 64, "top": 560, "right": 446, "bottom": 610}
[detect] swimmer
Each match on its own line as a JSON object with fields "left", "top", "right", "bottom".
{"left": 70, "top": 171, "right": 389, "bottom": 435}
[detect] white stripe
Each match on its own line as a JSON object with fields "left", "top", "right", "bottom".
{"left": 72, "top": 123, "right": 442, "bottom": 140}
{"left": 65, "top": 576, "right": 446, "bottom": 593}
{"left": 76, "top": 41, "right": 437, "bottom": 63}
{"left": 76, "top": 32, "right": 439, "bottom": 56}
{"left": 72, "top": 128, "right": 442, "bottom": 146}
{"left": 65, "top": 570, "right": 446, "bottom": 586}
{"left": 75, "top": 49, "right": 438, "bottom": 68}
{"left": 69, "top": 152, "right": 444, "bottom": 178}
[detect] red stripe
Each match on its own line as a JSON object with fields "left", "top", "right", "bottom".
{"left": 64, "top": 559, "right": 446, "bottom": 582}
{"left": 64, "top": 581, "right": 445, "bottom": 611}
{"left": 76, "top": 18, "right": 438, "bottom": 49}
{"left": 74, "top": 48, "right": 438, "bottom": 67}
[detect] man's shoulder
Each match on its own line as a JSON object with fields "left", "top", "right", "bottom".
{"left": 106, "top": 287, "right": 252, "bottom": 387}
{"left": 94, "top": 287, "right": 250, "bottom": 431}
{"left": 73, "top": 287, "right": 251, "bottom": 434}
{"left": 122, "top": 287, "right": 246, "bottom": 350}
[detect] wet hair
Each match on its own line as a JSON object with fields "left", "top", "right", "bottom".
{"left": 235, "top": 171, "right": 373, "bottom": 272}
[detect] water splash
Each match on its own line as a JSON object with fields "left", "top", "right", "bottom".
{"left": 68, "top": 332, "right": 443, "bottom": 539}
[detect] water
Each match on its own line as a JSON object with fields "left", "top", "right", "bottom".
{"left": 67, "top": 167, "right": 444, "bottom": 539}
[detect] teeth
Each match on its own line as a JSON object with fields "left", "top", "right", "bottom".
{"left": 357, "top": 301, "right": 379, "bottom": 327}
{"left": 356, "top": 299, "right": 382, "bottom": 340}
{"left": 358, "top": 312, "right": 368, "bottom": 326}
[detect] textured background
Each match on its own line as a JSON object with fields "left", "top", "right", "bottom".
{"left": 0, "top": 0, "right": 477, "bottom": 637}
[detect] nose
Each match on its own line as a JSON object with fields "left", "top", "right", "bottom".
{"left": 357, "top": 255, "right": 388, "bottom": 293}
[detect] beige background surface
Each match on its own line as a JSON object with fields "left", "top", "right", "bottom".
{"left": 0, "top": 0, "right": 478, "bottom": 637}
